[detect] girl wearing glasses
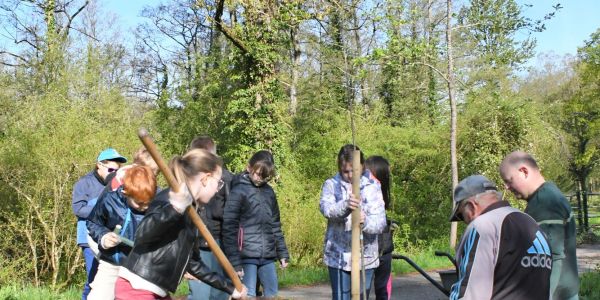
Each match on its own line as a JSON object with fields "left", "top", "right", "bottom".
{"left": 223, "top": 150, "right": 290, "bottom": 298}
{"left": 115, "top": 149, "right": 247, "bottom": 300}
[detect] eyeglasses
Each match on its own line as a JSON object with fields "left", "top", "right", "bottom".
{"left": 99, "top": 162, "right": 119, "bottom": 173}
{"left": 208, "top": 175, "right": 225, "bottom": 191}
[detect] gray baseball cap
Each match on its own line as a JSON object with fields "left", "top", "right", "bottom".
{"left": 449, "top": 175, "right": 498, "bottom": 222}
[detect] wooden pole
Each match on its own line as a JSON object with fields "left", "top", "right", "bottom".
{"left": 137, "top": 128, "right": 243, "bottom": 292}
{"left": 351, "top": 149, "right": 362, "bottom": 299}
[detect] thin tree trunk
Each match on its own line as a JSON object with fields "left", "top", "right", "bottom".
{"left": 576, "top": 184, "right": 583, "bottom": 232}
{"left": 290, "top": 27, "right": 300, "bottom": 114}
{"left": 426, "top": 0, "right": 436, "bottom": 125}
{"left": 447, "top": 0, "right": 458, "bottom": 248}
{"left": 582, "top": 177, "right": 589, "bottom": 232}
{"left": 351, "top": 0, "right": 368, "bottom": 107}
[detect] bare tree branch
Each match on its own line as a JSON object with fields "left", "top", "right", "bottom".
{"left": 62, "top": 0, "right": 89, "bottom": 37}
{"left": 0, "top": 50, "right": 29, "bottom": 64}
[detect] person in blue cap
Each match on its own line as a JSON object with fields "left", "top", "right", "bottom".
{"left": 72, "top": 148, "right": 127, "bottom": 300}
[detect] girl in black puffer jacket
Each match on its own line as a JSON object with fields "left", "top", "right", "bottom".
{"left": 223, "top": 150, "right": 290, "bottom": 298}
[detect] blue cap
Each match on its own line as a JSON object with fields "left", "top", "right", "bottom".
{"left": 97, "top": 148, "right": 127, "bottom": 163}
{"left": 449, "top": 175, "right": 497, "bottom": 222}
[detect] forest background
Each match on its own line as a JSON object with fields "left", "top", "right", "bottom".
{"left": 0, "top": 0, "right": 599, "bottom": 294}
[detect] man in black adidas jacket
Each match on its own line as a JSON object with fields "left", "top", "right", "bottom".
{"left": 449, "top": 175, "right": 552, "bottom": 300}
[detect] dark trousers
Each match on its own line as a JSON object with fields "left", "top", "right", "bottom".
{"left": 373, "top": 253, "right": 393, "bottom": 300}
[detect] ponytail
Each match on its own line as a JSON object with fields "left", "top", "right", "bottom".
{"left": 169, "top": 149, "right": 223, "bottom": 185}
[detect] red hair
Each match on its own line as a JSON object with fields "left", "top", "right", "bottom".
{"left": 122, "top": 166, "right": 157, "bottom": 205}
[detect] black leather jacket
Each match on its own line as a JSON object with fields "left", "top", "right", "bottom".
{"left": 123, "top": 189, "right": 235, "bottom": 294}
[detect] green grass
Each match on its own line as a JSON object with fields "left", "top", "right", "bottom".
{"left": 392, "top": 246, "right": 456, "bottom": 275}
{"left": 0, "top": 285, "right": 79, "bottom": 300}
{"left": 278, "top": 266, "right": 329, "bottom": 287}
{"left": 580, "top": 270, "right": 600, "bottom": 300}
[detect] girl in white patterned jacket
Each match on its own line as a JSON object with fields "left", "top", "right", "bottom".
{"left": 319, "top": 144, "right": 386, "bottom": 300}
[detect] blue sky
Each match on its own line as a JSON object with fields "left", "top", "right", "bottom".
{"left": 518, "top": 0, "right": 600, "bottom": 56}
{"left": 104, "top": 0, "right": 154, "bottom": 29}
{"left": 104, "top": 0, "right": 600, "bottom": 60}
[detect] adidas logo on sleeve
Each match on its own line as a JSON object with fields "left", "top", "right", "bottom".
{"left": 521, "top": 231, "right": 552, "bottom": 269}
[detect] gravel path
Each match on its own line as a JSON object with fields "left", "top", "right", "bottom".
{"left": 278, "top": 244, "right": 600, "bottom": 300}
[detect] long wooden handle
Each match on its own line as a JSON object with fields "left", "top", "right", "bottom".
{"left": 351, "top": 149, "right": 362, "bottom": 299}
{"left": 137, "top": 128, "right": 243, "bottom": 292}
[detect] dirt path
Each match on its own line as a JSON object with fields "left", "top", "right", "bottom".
{"left": 278, "top": 244, "right": 600, "bottom": 300}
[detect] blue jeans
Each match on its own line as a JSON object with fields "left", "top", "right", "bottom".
{"left": 328, "top": 267, "right": 374, "bottom": 300}
{"left": 242, "top": 262, "right": 278, "bottom": 297}
{"left": 188, "top": 245, "right": 229, "bottom": 300}
{"left": 82, "top": 246, "right": 98, "bottom": 300}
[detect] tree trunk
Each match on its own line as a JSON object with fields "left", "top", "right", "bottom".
{"left": 426, "top": 0, "right": 437, "bottom": 125}
{"left": 582, "top": 177, "right": 589, "bottom": 232}
{"left": 351, "top": 0, "right": 369, "bottom": 107}
{"left": 576, "top": 183, "right": 583, "bottom": 233}
{"left": 447, "top": 0, "right": 459, "bottom": 248}
{"left": 290, "top": 27, "right": 300, "bottom": 114}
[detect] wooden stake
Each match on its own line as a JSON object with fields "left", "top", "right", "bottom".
{"left": 351, "top": 149, "right": 362, "bottom": 299}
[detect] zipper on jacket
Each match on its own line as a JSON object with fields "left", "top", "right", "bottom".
{"left": 177, "top": 228, "right": 193, "bottom": 284}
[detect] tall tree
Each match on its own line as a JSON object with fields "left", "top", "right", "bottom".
{"left": 562, "top": 29, "right": 600, "bottom": 232}
{"left": 378, "top": 0, "right": 445, "bottom": 126}
{"left": 446, "top": 0, "right": 458, "bottom": 248}
{"left": 456, "top": 1, "right": 559, "bottom": 87}
{"left": 0, "top": 0, "right": 89, "bottom": 86}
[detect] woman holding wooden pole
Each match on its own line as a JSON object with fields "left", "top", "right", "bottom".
{"left": 319, "top": 144, "right": 387, "bottom": 299}
{"left": 114, "top": 147, "right": 247, "bottom": 299}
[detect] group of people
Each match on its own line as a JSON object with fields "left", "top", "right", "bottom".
{"left": 71, "top": 137, "right": 290, "bottom": 300}
{"left": 319, "top": 147, "right": 580, "bottom": 300}
{"left": 449, "top": 151, "right": 579, "bottom": 300}
{"left": 72, "top": 139, "right": 579, "bottom": 300}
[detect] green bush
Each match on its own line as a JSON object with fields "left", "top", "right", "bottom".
{"left": 0, "top": 61, "right": 148, "bottom": 289}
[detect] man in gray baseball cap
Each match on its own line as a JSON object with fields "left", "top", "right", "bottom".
{"left": 448, "top": 174, "right": 552, "bottom": 299}
{"left": 449, "top": 174, "right": 499, "bottom": 223}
